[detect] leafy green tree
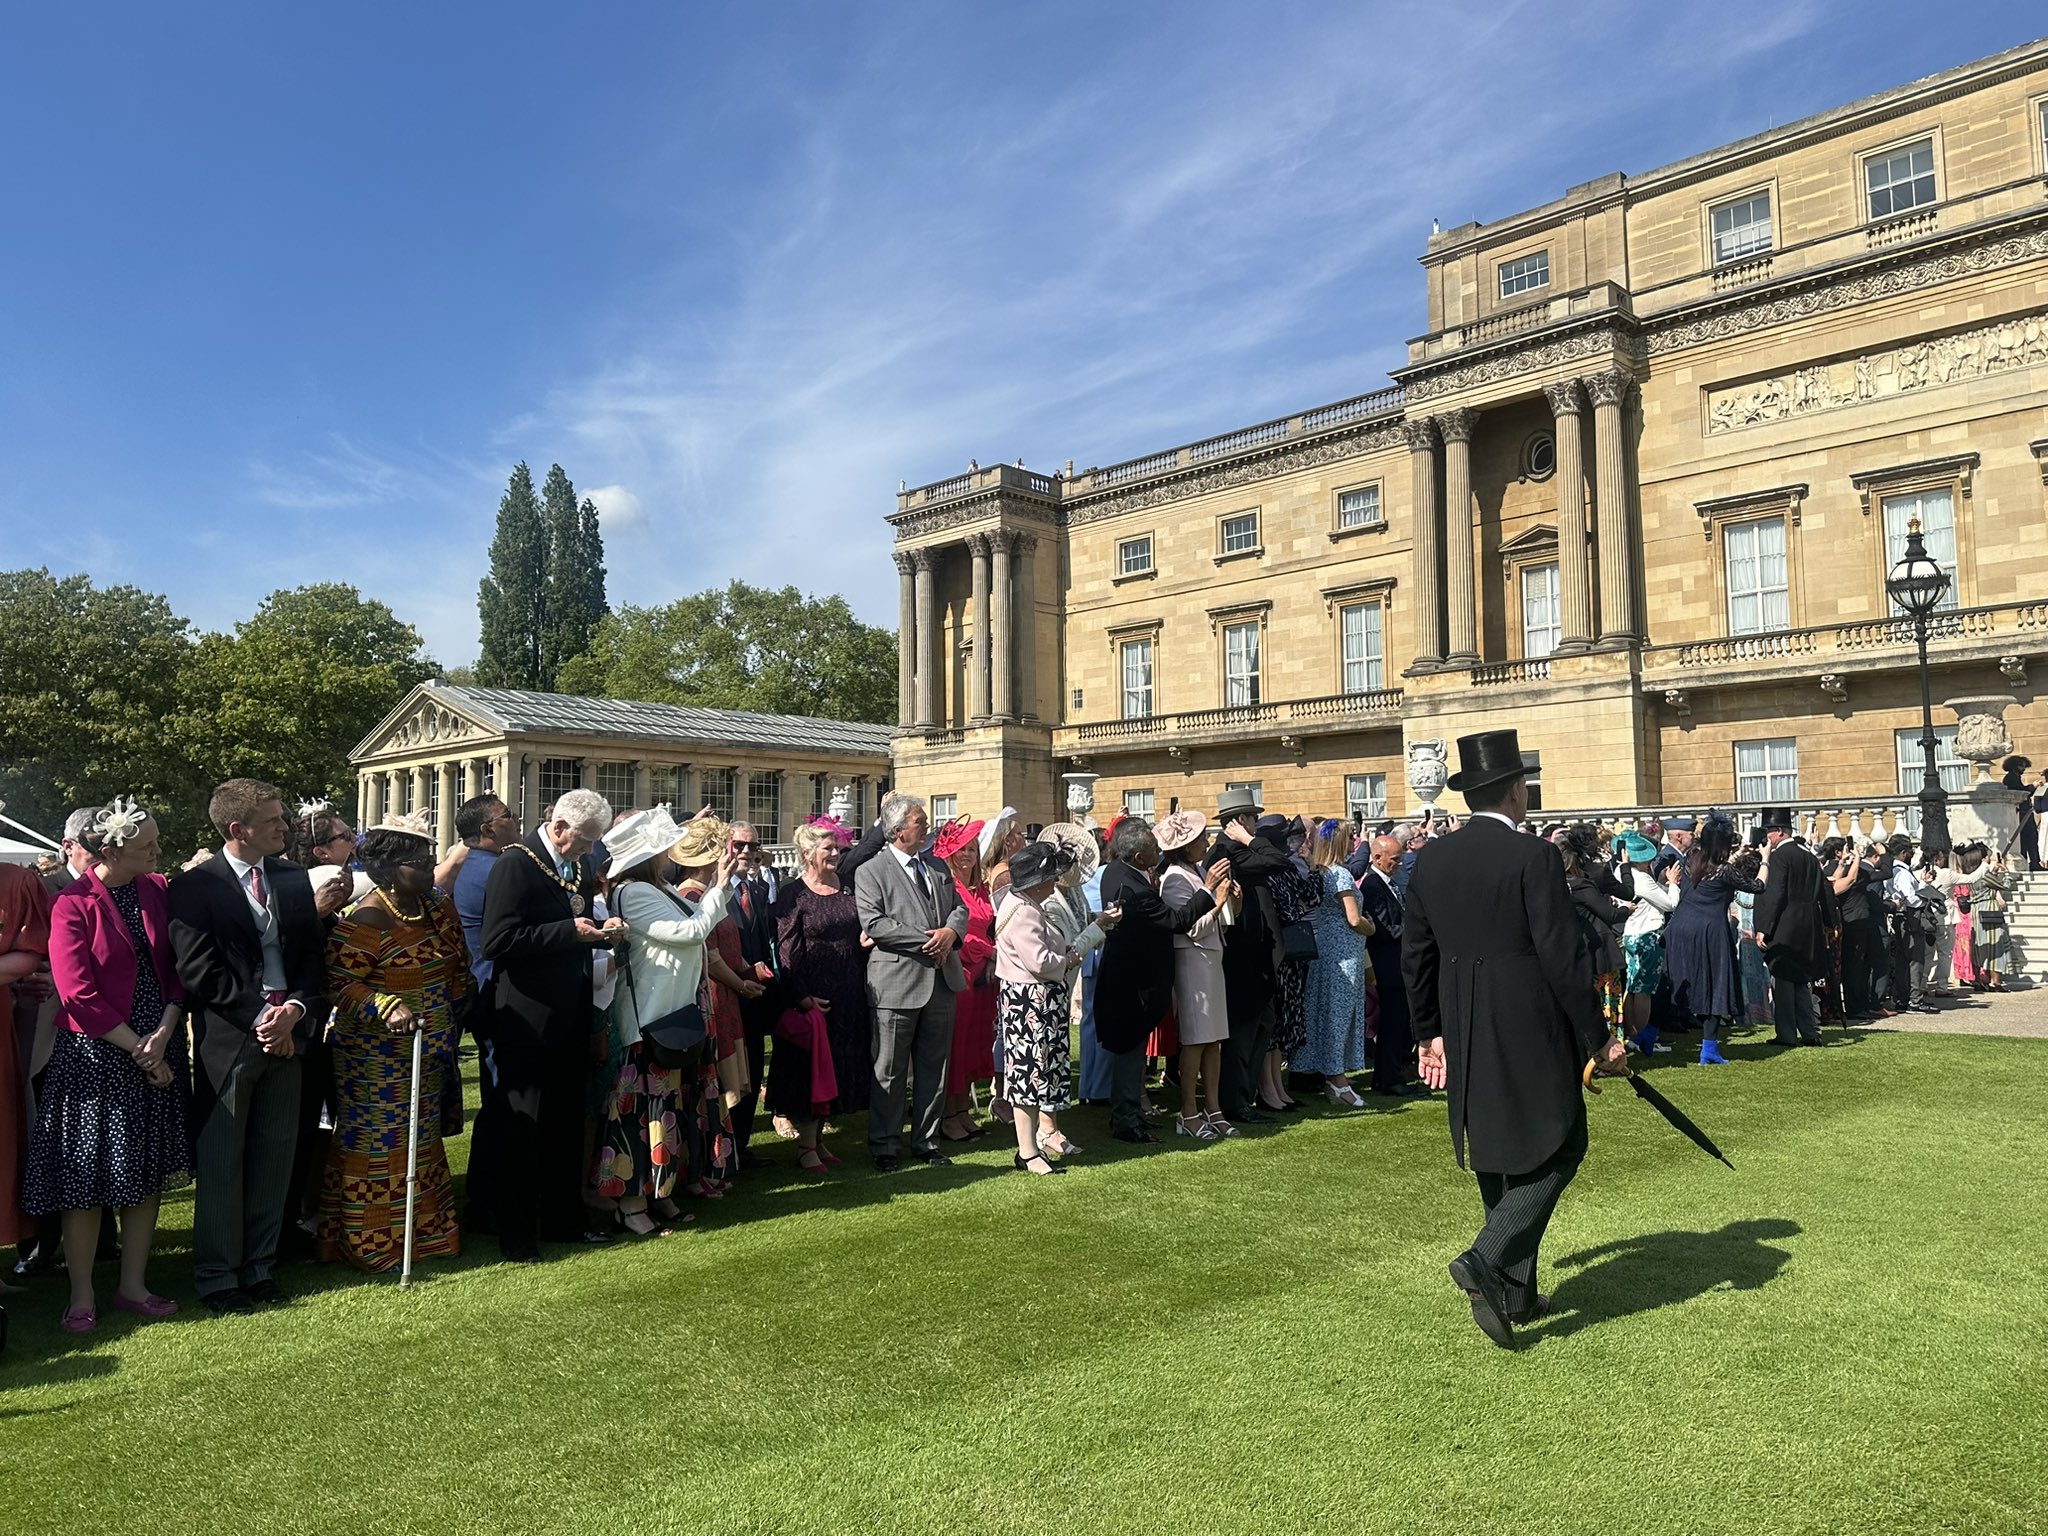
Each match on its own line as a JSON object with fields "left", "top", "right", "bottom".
{"left": 175, "top": 584, "right": 439, "bottom": 825}
{"left": 0, "top": 568, "right": 202, "bottom": 849}
{"left": 538, "top": 465, "right": 608, "bottom": 688}
{"left": 557, "top": 581, "right": 896, "bottom": 724}
{"left": 476, "top": 462, "right": 548, "bottom": 688}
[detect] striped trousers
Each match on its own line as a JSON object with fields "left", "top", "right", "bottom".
{"left": 1471, "top": 1107, "right": 1587, "bottom": 1318}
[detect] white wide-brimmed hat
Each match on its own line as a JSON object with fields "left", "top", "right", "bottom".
{"left": 978, "top": 806, "right": 1017, "bottom": 864}
{"left": 1036, "top": 822, "right": 1100, "bottom": 882}
{"left": 606, "top": 807, "right": 686, "bottom": 879}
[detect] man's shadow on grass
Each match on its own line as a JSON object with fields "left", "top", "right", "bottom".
{"left": 1525, "top": 1217, "right": 1800, "bottom": 1343}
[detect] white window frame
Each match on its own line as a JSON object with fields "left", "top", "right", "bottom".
{"left": 1881, "top": 488, "right": 1959, "bottom": 615}
{"left": 702, "top": 767, "right": 738, "bottom": 822}
{"left": 1339, "top": 601, "right": 1384, "bottom": 694}
{"left": 1864, "top": 136, "right": 1937, "bottom": 221}
{"left": 1345, "top": 773, "right": 1387, "bottom": 826}
{"left": 1709, "top": 188, "right": 1774, "bottom": 263}
{"left": 1894, "top": 726, "right": 1969, "bottom": 797}
{"left": 1734, "top": 738, "right": 1799, "bottom": 803}
{"left": 1336, "top": 483, "right": 1383, "bottom": 530}
{"left": 747, "top": 771, "right": 782, "bottom": 842}
{"left": 1723, "top": 515, "right": 1790, "bottom": 636}
{"left": 1117, "top": 534, "right": 1154, "bottom": 576}
{"left": 1222, "top": 619, "right": 1261, "bottom": 707}
{"left": 1520, "top": 561, "right": 1561, "bottom": 659}
{"left": 1219, "top": 509, "right": 1260, "bottom": 555}
{"left": 1498, "top": 250, "right": 1550, "bottom": 299}
{"left": 539, "top": 757, "right": 580, "bottom": 802}
{"left": 1120, "top": 637, "right": 1155, "bottom": 720}
{"left": 1122, "top": 788, "right": 1155, "bottom": 820}
{"left": 930, "top": 794, "right": 958, "bottom": 823}
{"left": 596, "top": 761, "right": 635, "bottom": 810}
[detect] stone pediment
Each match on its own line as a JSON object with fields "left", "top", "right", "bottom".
{"left": 352, "top": 685, "right": 499, "bottom": 762}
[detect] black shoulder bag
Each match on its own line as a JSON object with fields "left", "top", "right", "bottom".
{"left": 618, "top": 889, "right": 708, "bottom": 1068}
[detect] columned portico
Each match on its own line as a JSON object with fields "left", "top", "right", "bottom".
{"left": 1586, "top": 369, "right": 1641, "bottom": 647}
{"left": 912, "top": 547, "right": 938, "bottom": 729}
{"left": 967, "top": 533, "right": 993, "bottom": 721}
{"left": 1545, "top": 378, "right": 1595, "bottom": 653}
{"left": 893, "top": 551, "right": 916, "bottom": 730}
{"left": 1015, "top": 533, "right": 1039, "bottom": 721}
{"left": 1439, "top": 407, "right": 1480, "bottom": 666}
{"left": 1404, "top": 417, "right": 1444, "bottom": 673}
{"left": 990, "top": 530, "right": 1015, "bottom": 721}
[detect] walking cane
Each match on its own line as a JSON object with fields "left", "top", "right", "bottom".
{"left": 400, "top": 1023, "right": 425, "bottom": 1290}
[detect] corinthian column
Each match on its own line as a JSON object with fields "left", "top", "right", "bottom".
{"left": 1404, "top": 418, "right": 1443, "bottom": 673}
{"left": 1544, "top": 378, "right": 1594, "bottom": 653}
{"left": 967, "top": 533, "right": 993, "bottom": 722}
{"left": 990, "top": 530, "right": 1015, "bottom": 721}
{"left": 911, "top": 547, "right": 938, "bottom": 729}
{"left": 1015, "top": 532, "right": 1040, "bottom": 721}
{"left": 1439, "top": 407, "right": 1480, "bottom": 666}
{"left": 1586, "top": 369, "right": 1641, "bottom": 647}
{"left": 893, "top": 550, "right": 916, "bottom": 729}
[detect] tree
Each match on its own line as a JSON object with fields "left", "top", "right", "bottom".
{"left": 538, "top": 465, "right": 608, "bottom": 688}
{"left": 0, "top": 568, "right": 202, "bottom": 850}
{"left": 175, "top": 584, "right": 439, "bottom": 826}
{"left": 476, "top": 462, "right": 547, "bottom": 688}
{"left": 556, "top": 581, "right": 897, "bottom": 724}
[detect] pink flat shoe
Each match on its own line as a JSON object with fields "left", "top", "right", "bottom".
{"left": 61, "top": 1306, "right": 97, "bottom": 1334}
{"left": 112, "top": 1292, "right": 179, "bottom": 1320}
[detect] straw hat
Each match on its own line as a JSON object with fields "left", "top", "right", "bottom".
{"left": 606, "top": 807, "right": 686, "bottom": 879}
{"left": 670, "top": 815, "right": 731, "bottom": 870}
{"left": 1155, "top": 810, "right": 1209, "bottom": 853}
{"left": 1036, "top": 822, "right": 1099, "bottom": 882}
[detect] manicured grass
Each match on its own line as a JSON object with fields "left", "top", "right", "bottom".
{"left": 3, "top": 1029, "right": 2044, "bottom": 1536}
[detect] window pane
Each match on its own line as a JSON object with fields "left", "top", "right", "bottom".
{"left": 1221, "top": 513, "right": 1258, "bottom": 552}
{"left": 1867, "top": 139, "right": 1937, "bottom": 218}
{"left": 1711, "top": 191, "right": 1773, "bottom": 262}
{"left": 1224, "top": 622, "right": 1260, "bottom": 706}
{"left": 1499, "top": 251, "right": 1549, "bottom": 297}
{"left": 1338, "top": 485, "right": 1381, "bottom": 528}
{"left": 1521, "top": 562, "right": 1560, "bottom": 658}
{"left": 1883, "top": 489, "right": 1958, "bottom": 613}
{"left": 1119, "top": 537, "right": 1152, "bottom": 574}
{"left": 1122, "top": 788, "right": 1154, "bottom": 819}
{"left": 1121, "top": 639, "right": 1153, "bottom": 719}
{"left": 1724, "top": 515, "right": 1788, "bottom": 635}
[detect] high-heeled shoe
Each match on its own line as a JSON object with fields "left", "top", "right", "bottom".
{"left": 1040, "top": 1132, "right": 1082, "bottom": 1157}
{"left": 1324, "top": 1082, "right": 1365, "bottom": 1109}
{"left": 1203, "top": 1112, "right": 1240, "bottom": 1138}
{"left": 1175, "top": 1114, "right": 1218, "bottom": 1141}
{"left": 1013, "top": 1151, "right": 1065, "bottom": 1175}
{"left": 796, "top": 1147, "right": 829, "bottom": 1175}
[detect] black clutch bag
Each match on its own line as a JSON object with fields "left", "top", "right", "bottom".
{"left": 621, "top": 957, "right": 708, "bottom": 1068}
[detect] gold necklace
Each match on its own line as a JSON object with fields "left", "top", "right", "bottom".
{"left": 379, "top": 887, "right": 428, "bottom": 923}
{"left": 513, "top": 842, "right": 588, "bottom": 914}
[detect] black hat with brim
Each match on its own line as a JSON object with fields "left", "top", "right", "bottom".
{"left": 1758, "top": 807, "right": 1795, "bottom": 832}
{"left": 1446, "top": 729, "right": 1529, "bottom": 794}
{"left": 1007, "top": 841, "right": 1073, "bottom": 889}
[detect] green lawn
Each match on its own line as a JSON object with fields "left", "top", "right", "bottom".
{"left": 3, "top": 1030, "right": 2043, "bottom": 1536}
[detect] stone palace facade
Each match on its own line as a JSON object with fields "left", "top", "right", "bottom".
{"left": 884, "top": 37, "right": 2048, "bottom": 830}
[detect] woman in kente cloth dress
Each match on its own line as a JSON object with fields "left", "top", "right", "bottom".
{"left": 1662, "top": 815, "right": 1762, "bottom": 1066}
{"left": 320, "top": 812, "right": 472, "bottom": 1273}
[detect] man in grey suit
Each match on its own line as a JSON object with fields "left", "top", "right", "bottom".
{"left": 854, "top": 793, "right": 968, "bottom": 1171}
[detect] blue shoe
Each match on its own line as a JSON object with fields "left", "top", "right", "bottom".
{"left": 1698, "top": 1040, "right": 1730, "bottom": 1066}
{"left": 1629, "top": 1026, "right": 1667, "bottom": 1055}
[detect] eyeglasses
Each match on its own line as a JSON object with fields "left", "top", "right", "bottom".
{"left": 730, "top": 840, "right": 760, "bottom": 851}
{"left": 325, "top": 830, "right": 357, "bottom": 846}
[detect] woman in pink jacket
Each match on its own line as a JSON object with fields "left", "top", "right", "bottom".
{"left": 24, "top": 798, "right": 192, "bottom": 1333}
{"left": 993, "top": 842, "right": 1117, "bottom": 1176}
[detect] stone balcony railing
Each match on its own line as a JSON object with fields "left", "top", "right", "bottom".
{"left": 1642, "top": 599, "right": 2048, "bottom": 687}
{"left": 1406, "top": 281, "right": 1632, "bottom": 364}
{"left": 1470, "top": 658, "right": 1551, "bottom": 686}
{"left": 1542, "top": 797, "right": 1922, "bottom": 844}
{"left": 1057, "top": 688, "right": 1403, "bottom": 755}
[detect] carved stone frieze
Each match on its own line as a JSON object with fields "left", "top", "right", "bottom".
{"left": 1648, "top": 223, "right": 2048, "bottom": 357}
{"left": 1060, "top": 423, "right": 1405, "bottom": 529}
{"left": 1705, "top": 305, "right": 2048, "bottom": 434}
{"left": 890, "top": 493, "right": 1058, "bottom": 543}
{"left": 1400, "top": 324, "right": 1643, "bottom": 404}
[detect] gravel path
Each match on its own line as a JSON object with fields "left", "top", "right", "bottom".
{"left": 1859, "top": 983, "right": 2048, "bottom": 1040}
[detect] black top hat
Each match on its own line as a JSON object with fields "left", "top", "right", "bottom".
{"left": 1446, "top": 729, "right": 1529, "bottom": 794}
{"left": 1006, "top": 841, "right": 1073, "bottom": 889}
{"left": 1758, "top": 807, "right": 1795, "bottom": 832}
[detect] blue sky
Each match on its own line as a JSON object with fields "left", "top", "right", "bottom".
{"left": 3, "top": 2, "right": 2041, "bottom": 665}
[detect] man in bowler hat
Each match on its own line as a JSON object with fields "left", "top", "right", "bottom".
{"left": 1753, "top": 808, "right": 1828, "bottom": 1046}
{"left": 1404, "top": 730, "right": 1625, "bottom": 1346}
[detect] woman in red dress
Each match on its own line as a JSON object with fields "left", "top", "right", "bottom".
{"left": 935, "top": 817, "right": 996, "bottom": 1141}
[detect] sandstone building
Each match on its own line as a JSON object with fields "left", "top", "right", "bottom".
{"left": 351, "top": 683, "right": 893, "bottom": 857}
{"left": 885, "top": 38, "right": 2048, "bottom": 830}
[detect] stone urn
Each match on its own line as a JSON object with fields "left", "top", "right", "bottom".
{"left": 1062, "top": 770, "right": 1099, "bottom": 821}
{"left": 1407, "top": 739, "right": 1449, "bottom": 806}
{"left": 827, "top": 784, "right": 855, "bottom": 827}
{"left": 1941, "top": 694, "right": 2025, "bottom": 849}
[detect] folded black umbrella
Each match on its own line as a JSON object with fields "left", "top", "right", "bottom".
{"left": 1585, "top": 1057, "right": 1734, "bottom": 1168}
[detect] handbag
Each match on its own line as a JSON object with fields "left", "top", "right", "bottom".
{"left": 1279, "top": 920, "right": 1320, "bottom": 963}
{"left": 1978, "top": 909, "right": 2007, "bottom": 930}
{"left": 618, "top": 890, "right": 710, "bottom": 1069}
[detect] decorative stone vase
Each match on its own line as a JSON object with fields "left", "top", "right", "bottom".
{"left": 1407, "top": 739, "right": 1449, "bottom": 805}
{"left": 1941, "top": 694, "right": 2025, "bottom": 850}
{"left": 1062, "top": 771, "right": 1099, "bottom": 821}
{"left": 1943, "top": 694, "right": 2017, "bottom": 783}
{"left": 827, "top": 784, "right": 854, "bottom": 826}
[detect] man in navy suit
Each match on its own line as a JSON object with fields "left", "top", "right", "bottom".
{"left": 1356, "top": 834, "right": 1422, "bottom": 1096}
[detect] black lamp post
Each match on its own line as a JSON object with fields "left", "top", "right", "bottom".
{"left": 1885, "top": 518, "right": 1951, "bottom": 857}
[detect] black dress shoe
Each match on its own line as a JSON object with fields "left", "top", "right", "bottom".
{"left": 872, "top": 1154, "right": 901, "bottom": 1173}
{"left": 1235, "top": 1108, "right": 1273, "bottom": 1124}
{"left": 736, "top": 1150, "right": 771, "bottom": 1171}
{"left": 1509, "top": 1292, "right": 1553, "bottom": 1326}
{"left": 1110, "top": 1127, "right": 1158, "bottom": 1144}
{"left": 1447, "top": 1249, "right": 1517, "bottom": 1348}
{"left": 201, "top": 1289, "right": 256, "bottom": 1316}
{"left": 1378, "top": 1081, "right": 1429, "bottom": 1098}
{"left": 244, "top": 1278, "right": 287, "bottom": 1307}
{"left": 912, "top": 1149, "right": 953, "bottom": 1167}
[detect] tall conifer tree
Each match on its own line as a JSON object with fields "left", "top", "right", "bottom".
{"left": 538, "top": 463, "right": 582, "bottom": 687}
{"left": 476, "top": 462, "right": 548, "bottom": 688}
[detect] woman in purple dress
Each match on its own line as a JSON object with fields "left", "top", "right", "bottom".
{"left": 772, "top": 822, "right": 874, "bottom": 1170}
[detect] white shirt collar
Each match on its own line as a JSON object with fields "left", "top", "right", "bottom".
{"left": 221, "top": 848, "right": 259, "bottom": 882}
{"left": 1476, "top": 811, "right": 1519, "bottom": 830}
{"left": 890, "top": 844, "right": 921, "bottom": 871}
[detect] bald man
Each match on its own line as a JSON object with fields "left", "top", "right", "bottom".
{"left": 1358, "top": 836, "right": 1423, "bottom": 1095}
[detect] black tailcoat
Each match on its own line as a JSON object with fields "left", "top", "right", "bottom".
{"left": 1756, "top": 839, "right": 1829, "bottom": 982}
{"left": 1401, "top": 815, "right": 1603, "bottom": 1175}
{"left": 480, "top": 830, "right": 598, "bottom": 1077}
{"left": 1094, "top": 859, "right": 1215, "bottom": 1053}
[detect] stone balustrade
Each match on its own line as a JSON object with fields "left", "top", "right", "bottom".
{"left": 1546, "top": 797, "right": 1923, "bottom": 843}
{"left": 1650, "top": 599, "right": 2048, "bottom": 679}
{"left": 1060, "top": 688, "right": 1402, "bottom": 754}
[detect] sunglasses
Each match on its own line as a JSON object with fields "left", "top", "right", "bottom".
{"left": 730, "top": 840, "right": 760, "bottom": 851}
{"left": 325, "top": 830, "right": 358, "bottom": 845}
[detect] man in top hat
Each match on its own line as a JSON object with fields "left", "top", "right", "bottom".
{"left": 1404, "top": 730, "right": 1625, "bottom": 1347}
{"left": 1753, "top": 808, "right": 1827, "bottom": 1047}
{"left": 1203, "top": 786, "right": 1292, "bottom": 1124}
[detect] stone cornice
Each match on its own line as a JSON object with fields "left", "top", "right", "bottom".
{"left": 1644, "top": 212, "right": 2048, "bottom": 357}
{"left": 889, "top": 490, "right": 1059, "bottom": 543}
{"left": 1396, "top": 319, "right": 1644, "bottom": 404}
{"left": 1058, "top": 418, "right": 1406, "bottom": 529}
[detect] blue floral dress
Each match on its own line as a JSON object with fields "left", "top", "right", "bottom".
{"left": 1296, "top": 867, "right": 1367, "bottom": 1075}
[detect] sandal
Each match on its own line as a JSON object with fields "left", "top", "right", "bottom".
{"left": 1203, "top": 1112, "right": 1241, "bottom": 1138}
{"left": 797, "top": 1147, "right": 829, "bottom": 1175}
{"left": 1174, "top": 1114, "right": 1218, "bottom": 1142}
{"left": 1041, "top": 1133, "right": 1082, "bottom": 1158}
{"left": 615, "top": 1209, "right": 672, "bottom": 1238}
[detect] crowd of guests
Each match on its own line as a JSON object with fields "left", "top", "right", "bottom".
{"left": 0, "top": 765, "right": 2030, "bottom": 1341}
